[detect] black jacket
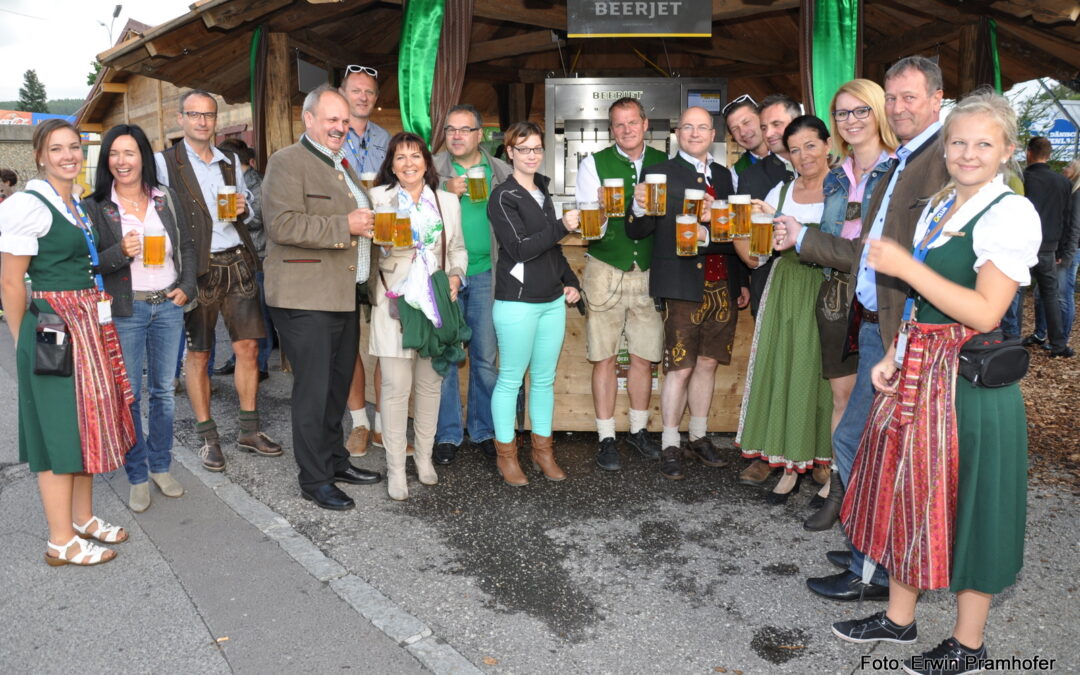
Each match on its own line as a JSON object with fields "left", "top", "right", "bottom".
{"left": 624, "top": 155, "right": 741, "bottom": 304}
{"left": 737, "top": 152, "right": 793, "bottom": 316}
{"left": 86, "top": 185, "right": 197, "bottom": 317}
{"left": 1023, "top": 162, "right": 1072, "bottom": 255}
{"left": 488, "top": 174, "right": 580, "bottom": 303}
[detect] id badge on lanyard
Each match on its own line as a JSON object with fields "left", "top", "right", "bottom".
{"left": 58, "top": 186, "right": 112, "bottom": 324}
{"left": 895, "top": 196, "right": 955, "bottom": 367}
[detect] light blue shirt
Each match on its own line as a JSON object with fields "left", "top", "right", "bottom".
{"left": 342, "top": 121, "right": 391, "bottom": 175}
{"left": 155, "top": 140, "right": 243, "bottom": 252}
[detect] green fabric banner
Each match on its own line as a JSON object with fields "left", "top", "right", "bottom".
{"left": 988, "top": 18, "right": 1002, "bottom": 93}
{"left": 811, "top": 0, "right": 859, "bottom": 119}
{"left": 398, "top": 0, "right": 446, "bottom": 146}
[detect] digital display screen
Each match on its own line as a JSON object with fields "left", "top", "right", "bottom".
{"left": 687, "top": 90, "right": 723, "bottom": 114}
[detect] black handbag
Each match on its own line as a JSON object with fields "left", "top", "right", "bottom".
{"left": 31, "top": 304, "right": 73, "bottom": 377}
{"left": 957, "top": 330, "right": 1028, "bottom": 388}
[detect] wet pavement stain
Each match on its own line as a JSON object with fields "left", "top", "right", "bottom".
{"left": 750, "top": 626, "right": 810, "bottom": 664}
{"left": 762, "top": 562, "right": 800, "bottom": 576}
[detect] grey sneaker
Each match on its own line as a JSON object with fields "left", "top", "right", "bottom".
{"left": 902, "top": 637, "right": 988, "bottom": 675}
{"left": 832, "top": 611, "right": 917, "bottom": 644}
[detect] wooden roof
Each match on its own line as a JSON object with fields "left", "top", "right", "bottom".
{"left": 92, "top": 0, "right": 1079, "bottom": 116}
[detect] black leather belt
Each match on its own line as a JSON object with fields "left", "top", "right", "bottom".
{"left": 133, "top": 289, "right": 172, "bottom": 304}
{"left": 209, "top": 245, "right": 244, "bottom": 259}
{"left": 862, "top": 310, "right": 880, "bottom": 324}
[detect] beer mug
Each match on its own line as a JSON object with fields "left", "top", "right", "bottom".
{"left": 466, "top": 166, "right": 489, "bottom": 203}
{"left": 749, "top": 212, "right": 774, "bottom": 258}
{"left": 143, "top": 221, "right": 166, "bottom": 269}
{"left": 578, "top": 201, "right": 604, "bottom": 241}
{"left": 730, "top": 194, "right": 751, "bottom": 239}
{"left": 373, "top": 204, "right": 395, "bottom": 246}
{"left": 393, "top": 211, "right": 413, "bottom": 248}
{"left": 360, "top": 172, "right": 377, "bottom": 191}
{"left": 675, "top": 214, "right": 698, "bottom": 257}
{"left": 711, "top": 200, "right": 731, "bottom": 242}
{"left": 682, "top": 189, "right": 705, "bottom": 222}
{"left": 217, "top": 185, "right": 237, "bottom": 222}
{"left": 602, "top": 178, "right": 625, "bottom": 217}
{"left": 644, "top": 174, "right": 667, "bottom": 216}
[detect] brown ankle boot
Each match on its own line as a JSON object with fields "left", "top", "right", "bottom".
{"left": 530, "top": 433, "right": 566, "bottom": 481}
{"left": 494, "top": 438, "right": 528, "bottom": 486}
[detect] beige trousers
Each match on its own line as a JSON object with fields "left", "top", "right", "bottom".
{"left": 379, "top": 354, "right": 442, "bottom": 458}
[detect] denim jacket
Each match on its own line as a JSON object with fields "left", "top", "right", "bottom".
{"left": 819, "top": 155, "right": 894, "bottom": 275}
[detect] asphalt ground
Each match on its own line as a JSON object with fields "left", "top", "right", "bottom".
{"left": 1, "top": 323, "right": 1076, "bottom": 674}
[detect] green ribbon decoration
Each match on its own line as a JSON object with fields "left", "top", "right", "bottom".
{"left": 988, "top": 18, "right": 1002, "bottom": 93}
{"left": 249, "top": 24, "right": 263, "bottom": 116}
{"left": 811, "top": 0, "right": 859, "bottom": 120}
{"left": 398, "top": 0, "right": 446, "bottom": 146}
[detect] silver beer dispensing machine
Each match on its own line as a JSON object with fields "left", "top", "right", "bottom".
{"left": 543, "top": 77, "right": 728, "bottom": 200}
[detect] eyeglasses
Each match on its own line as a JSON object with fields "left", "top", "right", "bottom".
{"left": 511, "top": 146, "right": 544, "bottom": 155}
{"left": 182, "top": 111, "right": 217, "bottom": 121}
{"left": 678, "top": 124, "right": 714, "bottom": 134}
{"left": 832, "top": 106, "right": 873, "bottom": 122}
{"left": 345, "top": 65, "right": 378, "bottom": 79}
{"left": 444, "top": 126, "right": 480, "bottom": 136}
{"left": 721, "top": 94, "right": 757, "bottom": 117}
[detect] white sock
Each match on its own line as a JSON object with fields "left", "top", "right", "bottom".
{"left": 662, "top": 426, "right": 681, "bottom": 449}
{"left": 688, "top": 416, "right": 708, "bottom": 442}
{"left": 374, "top": 411, "right": 382, "bottom": 433}
{"left": 350, "top": 408, "right": 369, "bottom": 429}
{"left": 596, "top": 417, "right": 616, "bottom": 441}
{"left": 628, "top": 408, "right": 649, "bottom": 434}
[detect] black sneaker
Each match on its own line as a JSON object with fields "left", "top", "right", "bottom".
{"left": 595, "top": 437, "right": 621, "bottom": 471}
{"left": 659, "top": 446, "right": 685, "bottom": 480}
{"left": 1049, "top": 346, "right": 1075, "bottom": 358}
{"left": 902, "top": 637, "right": 988, "bottom": 675}
{"left": 832, "top": 611, "right": 917, "bottom": 644}
{"left": 625, "top": 428, "right": 661, "bottom": 459}
{"left": 476, "top": 438, "right": 497, "bottom": 459}
{"left": 1020, "top": 333, "right": 1046, "bottom": 346}
{"left": 434, "top": 443, "right": 458, "bottom": 465}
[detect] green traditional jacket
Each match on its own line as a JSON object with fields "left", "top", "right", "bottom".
{"left": 590, "top": 144, "right": 668, "bottom": 271}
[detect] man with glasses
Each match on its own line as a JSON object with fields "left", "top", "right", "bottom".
{"left": 156, "top": 89, "right": 282, "bottom": 471}
{"left": 574, "top": 97, "right": 668, "bottom": 471}
{"left": 625, "top": 107, "right": 745, "bottom": 480}
{"left": 339, "top": 65, "right": 390, "bottom": 457}
{"left": 430, "top": 104, "right": 511, "bottom": 465}
{"left": 722, "top": 94, "right": 769, "bottom": 191}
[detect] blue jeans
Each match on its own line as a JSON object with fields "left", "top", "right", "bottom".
{"left": 1034, "top": 251, "right": 1080, "bottom": 343}
{"left": 115, "top": 300, "right": 186, "bottom": 485}
{"left": 436, "top": 269, "right": 497, "bottom": 446}
{"left": 833, "top": 320, "right": 890, "bottom": 586}
{"left": 1001, "top": 289, "right": 1023, "bottom": 339}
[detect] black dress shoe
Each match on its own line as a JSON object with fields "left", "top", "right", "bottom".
{"left": 477, "top": 438, "right": 497, "bottom": 459}
{"left": 301, "top": 484, "right": 355, "bottom": 511}
{"left": 595, "top": 437, "right": 621, "bottom": 471}
{"left": 1049, "top": 346, "right": 1075, "bottom": 358}
{"left": 434, "top": 442, "right": 458, "bottom": 465}
{"left": 1021, "top": 333, "right": 1046, "bottom": 346}
{"left": 686, "top": 437, "right": 729, "bottom": 467}
{"left": 804, "top": 469, "right": 844, "bottom": 531}
{"left": 625, "top": 429, "right": 661, "bottom": 460}
{"left": 806, "top": 570, "right": 889, "bottom": 601}
{"left": 258, "top": 370, "right": 270, "bottom": 382}
{"left": 214, "top": 360, "right": 236, "bottom": 375}
{"left": 826, "top": 550, "right": 852, "bottom": 570}
{"left": 332, "top": 464, "right": 382, "bottom": 485}
{"left": 659, "top": 446, "right": 685, "bottom": 480}
{"left": 765, "top": 472, "right": 801, "bottom": 505}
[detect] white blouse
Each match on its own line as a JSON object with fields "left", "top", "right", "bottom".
{"left": 0, "top": 179, "right": 78, "bottom": 255}
{"left": 911, "top": 175, "right": 1040, "bottom": 285}
{"left": 765, "top": 180, "right": 825, "bottom": 224}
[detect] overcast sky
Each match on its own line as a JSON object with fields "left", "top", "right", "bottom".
{"left": 1, "top": 0, "right": 192, "bottom": 101}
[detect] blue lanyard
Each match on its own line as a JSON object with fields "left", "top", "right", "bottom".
{"left": 46, "top": 182, "right": 105, "bottom": 292}
{"left": 347, "top": 128, "right": 370, "bottom": 172}
{"left": 901, "top": 196, "right": 955, "bottom": 322}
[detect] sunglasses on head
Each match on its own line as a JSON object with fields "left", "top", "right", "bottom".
{"left": 721, "top": 93, "right": 758, "bottom": 117}
{"left": 345, "top": 65, "right": 378, "bottom": 79}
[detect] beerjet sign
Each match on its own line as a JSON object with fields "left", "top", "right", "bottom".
{"left": 568, "top": 1, "right": 712, "bottom": 38}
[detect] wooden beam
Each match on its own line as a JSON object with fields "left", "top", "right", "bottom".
{"left": 101, "top": 82, "right": 129, "bottom": 93}
{"left": 265, "top": 33, "right": 296, "bottom": 154}
{"left": 265, "top": 0, "right": 380, "bottom": 33}
{"left": 82, "top": 123, "right": 104, "bottom": 133}
{"left": 991, "top": 0, "right": 1080, "bottom": 24}
{"left": 864, "top": 21, "right": 962, "bottom": 64}
{"left": 145, "top": 19, "right": 218, "bottom": 59}
{"left": 957, "top": 23, "right": 978, "bottom": 96}
{"left": 156, "top": 79, "right": 166, "bottom": 151}
{"left": 995, "top": 18, "right": 1080, "bottom": 69}
{"left": 289, "top": 30, "right": 347, "bottom": 69}
{"left": 468, "top": 30, "right": 562, "bottom": 64}
{"left": 672, "top": 38, "right": 787, "bottom": 66}
{"left": 712, "top": 0, "right": 800, "bottom": 21}
{"left": 886, "top": 0, "right": 971, "bottom": 23}
{"left": 201, "top": 0, "right": 290, "bottom": 30}
{"left": 381, "top": 0, "right": 565, "bottom": 29}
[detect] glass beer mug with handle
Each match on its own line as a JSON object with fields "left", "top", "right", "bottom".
{"left": 217, "top": 185, "right": 238, "bottom": 222}
{"left": 729, "top": 194, "right": 751, "bottom": 239}
{"left": 711, "top": 200, "right": 731, "bottom": 242}
{"left": 466, "top": 166, "right": 489, "bottom": 203}
{"left": 682, "top": 189, "right": 705, "bottom": 222}
{"left": 602, "top": 178, "right": 625, "bottom": 218}
{"left": 578, "top": 201, "right": 604, "bottom": 241}
{"left": 373, "top": 204, "right": 396, "bottom": 246}
{"left": 393, "top": 204, "right": 414, "bottom": 249}
{"left": 675, "top": 214, "right": 699, "bottom": 257}
{"left": 142, "top": 219, "right": 167, "bottom": 269}
{"left": 749, "top": 212, "right": 774, "bottom": 258}
{"left": 644, "top": 174, "right": 667, "bottom": 216}
{"left": 360, "top": 172, "right": 377, "bottom": 191}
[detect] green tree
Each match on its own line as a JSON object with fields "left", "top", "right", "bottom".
{"left": 87, "top": 61, "right": 102, "bottom": 87}
{"left": 1009, "top": 79, "right": 1080, "bottom": 166}
{"left": 16, "top": 69, "right": 48, "bottom": 113}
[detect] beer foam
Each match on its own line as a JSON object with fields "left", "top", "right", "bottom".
{"left": 645, "top": 174, "right": 666, "bottom": 184}
{"left": 729, "top": 194, "right": 750, "bottom": 204}
{"left": 604, "top": 178, "right": 624, "bottom": 187}
{"left": 683, "top": 189, "right": 704, "bottom": 200}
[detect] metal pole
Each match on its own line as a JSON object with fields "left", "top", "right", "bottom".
{"left": 1037, "top": 78, "right": 1079, "bottom": 158}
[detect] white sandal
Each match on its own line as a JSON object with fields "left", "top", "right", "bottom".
{"left": 45, "top": 535, "right": 115, "bottom": 567}
{"left": 73, "top": 516, "right": 128, "bottom": 544}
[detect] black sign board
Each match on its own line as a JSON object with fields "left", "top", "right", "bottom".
{"left": 568, "top": 1, "right": 712, "bottom": 38}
